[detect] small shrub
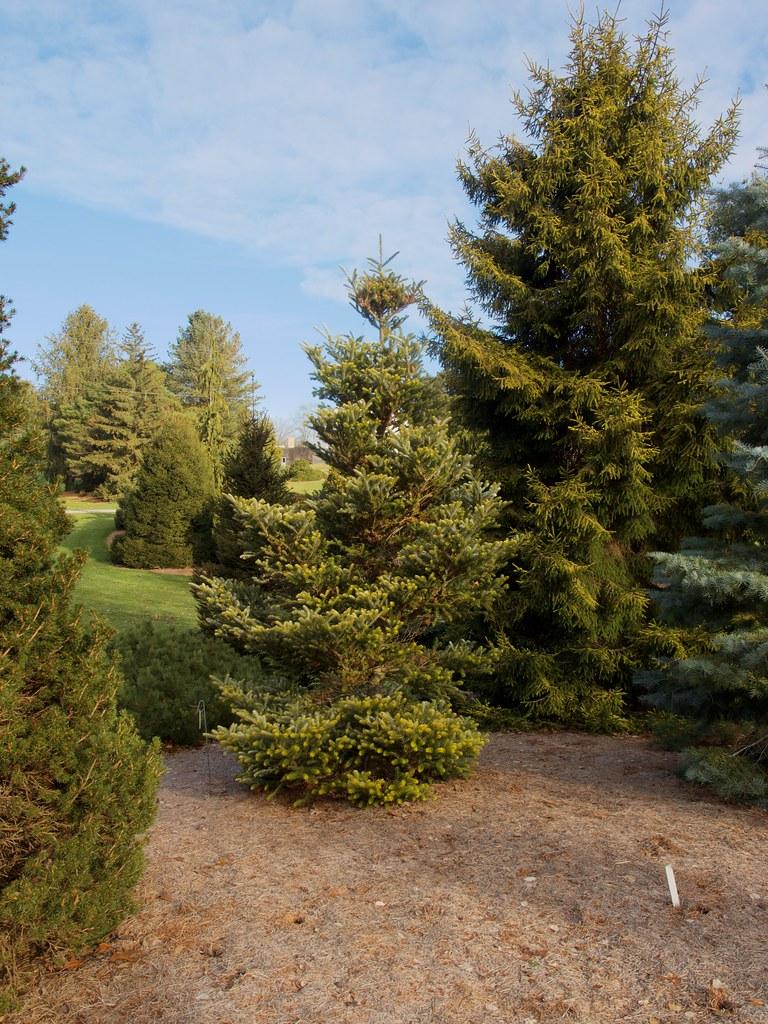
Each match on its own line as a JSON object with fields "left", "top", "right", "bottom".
{"left": 212, "top": 688, "right": 487, "bottom": 806}
{"left": 649, "top": 711, "right": 703, "bottom": 752}
{"left": 463, "top": 698, "right": 532, "bottom": 732}
{"left": 115, "top": 624, "right": 262, "bottom": 746}
{"left": 288, "top": 457, "right": 325, "bottom": 481}
{"left": 650, "top": 712, "right": 748, "bottom": 753}
{"left": 681, "top": 747, "right": 768, "bottom": 807}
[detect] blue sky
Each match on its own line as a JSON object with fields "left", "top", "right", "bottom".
{"left": 2, "top": 0, "right": 766, "bottom": 423}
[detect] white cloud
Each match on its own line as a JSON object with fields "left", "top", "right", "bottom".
{"left": 2, "top": 0, "right": 766, "bottom": 310}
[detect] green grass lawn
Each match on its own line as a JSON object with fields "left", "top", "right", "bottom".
{"left": 62, "top": 492, "right": 117, "bottom": 512}
{"left": 60, "top": 480, "right": 324, "bottom": 630}
{"left": 287, "top": 477, "right": 325, "bottom": 494}
{"left": 61, "top": 514, "right": 197, "bottom": 633}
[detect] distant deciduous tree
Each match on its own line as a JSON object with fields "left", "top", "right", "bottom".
{"left": 34, "top": 305, "right": 115, "bottom": 408}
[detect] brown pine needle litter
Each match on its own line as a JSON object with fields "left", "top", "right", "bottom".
{"left": 8, "top": 733, "right": 767, "bottom": 1024}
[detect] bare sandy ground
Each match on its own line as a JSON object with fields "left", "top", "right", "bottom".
{"left": 9, "top": 733, "right": 767, "bottom": 1024}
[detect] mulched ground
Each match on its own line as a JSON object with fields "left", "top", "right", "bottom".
{"left": 9, "top": 733, "right": 768, "bottom": 1024}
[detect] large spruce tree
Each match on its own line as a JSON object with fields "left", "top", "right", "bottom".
{"left": 426, "top": 10, "right": 738, "bottom": 726}
{"left": 195, "top": 254, "right": 503, "bottom": 805}
{"left": 642, "top": 171, "right": 768, "bottom": 803}
{"left": 0, "top": 162, "right": 161, "bottom": 1009}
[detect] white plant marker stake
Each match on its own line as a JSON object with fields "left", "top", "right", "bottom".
{"left": 665, "top": 864, "right": 681, "bottom": 909}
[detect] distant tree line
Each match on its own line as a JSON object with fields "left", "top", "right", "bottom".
{"left": 33, "top": 306, "right": 255, "bottom": 495}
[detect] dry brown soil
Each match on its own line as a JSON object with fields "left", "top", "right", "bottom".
{"left": 10, "top": 733, "right": 767, "bottom": 1024}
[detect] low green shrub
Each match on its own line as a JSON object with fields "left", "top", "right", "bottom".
{"left": 681, "top": 747, "right": 768, "bottom": 807}
{"left": 650, "top": 712, "right": 747, "bottom": 753}
{"left": 650, "top": 713, "right": 768, "bottom": 806}
{"left": 462, "top": 698, "right": 531, "bottom": 732}
{"left": 212, "top": 688, "right": 487, "bottom": 806}
{"left": 288, "top": 458, "right": 326, "bottom": 481}
{"left": 115, "top": 623, "right": 262, "bottom": 746}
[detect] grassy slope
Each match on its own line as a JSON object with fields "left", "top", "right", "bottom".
{"left": 62, "top": 496, "right": 117, "bottom": 512}
{"left": 62, "top": 514, "right": 197, "bottom": 633}
{"left": 286, "top": 478, "right": 324, "bottom": 494}
{"left": 60, "top": 482, "right": 323, "bottom": 630}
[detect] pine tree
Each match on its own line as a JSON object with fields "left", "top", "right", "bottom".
{"left": 196, "top": 251, "right": 508, "bottom": 703}
{"left": 114, "top": 413, "right": 216, "bottom": 568}
{"left": 213, "top": 413, "right": 293, "bottom": 576}
{"left": 66, "top": 325, "right": 177, "bottom": 499}
{"left": 166, "top": 311, "right": 254, "bottom": 485}
{"left": 0, "top": 163, "right": 161, "bottom": 1009}
{"left": 642, "top": 171, "right": 768, "bottom": 803}
{"left": 425, "top": 10, "right": 738, "bottom": 726}
{"left": 120, "top": 321, "right": 153, "bottom": 362}
{"left": 0, "top": 159, "right": 24, "bottom": 339}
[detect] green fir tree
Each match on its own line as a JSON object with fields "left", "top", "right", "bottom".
{"left": 426, "top": 10, "right": 738, "bottom": 726}
{"left": 194, "top": 253, "right": 507, "bottom": 804}
{"left": 66, "top": 325, "right": 177, "bottom": 499}
{"left": 114, "top": 413, "right": 215, "bottom": 568}
{"left": 196, "top": 250, "right": 507, "bottom": 702}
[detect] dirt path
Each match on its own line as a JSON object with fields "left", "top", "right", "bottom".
{"left": 11, "top": 734, "right": 767, "bottom": 1024}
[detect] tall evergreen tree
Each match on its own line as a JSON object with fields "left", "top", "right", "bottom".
{"left": 121, "top": 321, "right": 154, "bottom": 362}
{"left": 34, "top": 304, "right": 115, "bottom": 410}
{"left": 65, "top": 325, "right": 177, "bottom": 498}
{"left": 114, "top": 413, "right": 216, "bottom": 568}
{"left": 34, "top": 305, "right": 116, "bottom": 483}
{"left": 642, "top": 171, "right": 768, "bottom": 803}
{"left": 166, "top": 311, "right": 254, "bottom": 484}
{"left": 213, "top": 413, "right": 293, "bottom": 576}
{"left": 426, "top": 10, "right": 738, "bottom": 726}
{"left": 0, "top": 163, "right": 161, "bottom": 1009}
{"left": 195, "top": 252, "right": 508, "bottom": 704}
